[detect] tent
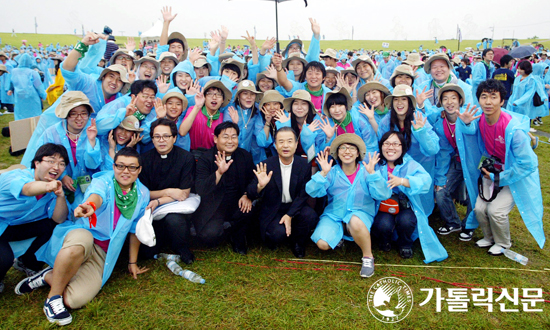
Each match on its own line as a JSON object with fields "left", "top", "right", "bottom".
{"left": 140, "top": 20, "right": 164, "bottom": 44}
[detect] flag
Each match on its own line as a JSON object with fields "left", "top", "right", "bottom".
{"left": 457, "top": 25, "right": 462, "bottom": 42}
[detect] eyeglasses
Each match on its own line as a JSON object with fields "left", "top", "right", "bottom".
{"left": 382, "top": 142, "right": 402, "bottom": 148}
{"left": 42, "top": 159, "right": 66, "bottom": 168}
{"left": 139, "top": 94, "right": 156, "bottom": 101}
{"left": 114, "top": 163, "right": 141, "bottom": 172}
{"left": 206, "top": 91, "right": 223, "bottom": 98}
{"left": 152, "top": 134, "right": 174, "bottom": 141}
{"left": 339, "top": 146, "right": 358, "bottom": 152}
{"left": 141, "top": 64, "right": 157, "bottom": 71}
{"left": 68, "top": 112, "right": 89, "bottom": 119}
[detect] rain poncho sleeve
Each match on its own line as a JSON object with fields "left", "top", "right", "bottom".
{"left": 531, "top": 63, "right": 549, "bottom": 118}
{"left": 433, "top": 119, "right": 455, "bottom": 187}
{"left": 95, "top": 95, "right": 131, "bottom": 135}
{"left": 207, "top": 49, "right": 221, "bottom": 76}
{"left": 36, "top": 171, "right": 150, "bottom": 287}
{"left": 254, "top": 114, "right": 274, "bottom": 162}
{"left": 78, "top": 39, "right": 106, "bottom": 76}
{"left": 471, "top": 62, "right": 495, "bottom": 106}
{"left": 247, "top": 60, "right": 260, "bottom": 85}
{"left": 304, "top": 34, "right": 321, "bottom": 63}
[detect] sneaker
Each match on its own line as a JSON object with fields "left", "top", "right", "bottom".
{"left": 399, "top": 248, "right": 413, "bottom": 259}
{"left": 487, "top": 244, "right": 505, "bottom": 256}
{"left": 539, "top": 119, "right": 544, "bottom": 125}
{"left": 529, "top": 127, "right": 537, "bottom": 133}
{"left": 14, "top": 266, "right": 52, "bottom": 295}
{"left": 532, "top": 136, "right": 539, "bottom": 150}
{"left": 459, "top": 229, "right": 474, "bottom": 241}
{"left": 43, "top": 295, "right": 72, "bottom": 326}
{"left": 437, "top": 224, "right": 461, "bottom": 235}
{"left": 360, "top": 257, "right": 374, "bottom": 277}
{"left": 475, "top": 238, "right": 494, "bottom": 248}
{"left": 533, "top": 120, "right": 540, "bottom": 126}
{"left": 13, "top": 258, "right": 38, "bottom": 277}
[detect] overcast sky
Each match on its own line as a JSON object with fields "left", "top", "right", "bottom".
{"left": 2, "top": 0, "right": 550, "bottom": 42}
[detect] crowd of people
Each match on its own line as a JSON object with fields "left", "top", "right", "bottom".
{"left": 0, "top": 7, "right": 546, "bottom": 326}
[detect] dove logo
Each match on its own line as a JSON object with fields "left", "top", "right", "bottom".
{"left": 367, "top": 277, "right": 413, "bottom": 323}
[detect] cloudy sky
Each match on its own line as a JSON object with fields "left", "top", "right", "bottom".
{"left": 2, "top": 0, "right": 549, "bottom": 41}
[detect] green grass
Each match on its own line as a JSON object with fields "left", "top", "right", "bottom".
{"left": 0, "top": 110, "right": 549, "bottom": 328}
{"left": 0, "top": 32, "right": 544, "bottom": 52}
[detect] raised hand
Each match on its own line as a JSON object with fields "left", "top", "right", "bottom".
{"left": 253, "top": 162, "right": 273, "bottom": 189}
{"left": 155, "top": 97, "right": 166, "bottom": 119}
{"left": 125, "top": 37, "right": 135, "bottom": 51}
{"left": 228, "top": 106, "right": 239, "bottom": 124}
{"left": 261, "top": 105, "right": 273, "bottom": 122}
{"left": 194, "top": 91, "right": 205, "bottom": 109}
{"left": 415, "top": 86, "right": 434, "bottom": 108}
{"left": 86, "top": 118, "right": 97, "bottom": 145}
{"left": 309, "top": 18, "right": 321, "bottom": 38}
{"left": 186, "top": 80, "right": 201, "bottom": 95}
{"left": 358, "top": 102, "right": 375, "bottom": 120}
{"left": 125, "top": 95, "right": 138, "bottom": 117}
{"left": 362, "top": 151, "right": 380, "bottom": 175}
{"left": 188, "top": 47, "right": 202, "bottom": 64}
{"left": 161, "top": 6, "right": 177, "bottom": 22}
{"left": 271, "top": 52, "right": 283, "bottom": 69}
{"left": 156, "top": 75, "right": 169, "bottom": 94}
{"left": 261, "top": 37, "right": 276, "bottom": 54}
{"left": 108, "top": 130, "right": 116, "bottom": 149}
{"left": 274, "top": 109, "right": 290, "bottom": 123}
{"left": 316, "top": 147, "right": 333, "bottom": 177}
{"left": 319, "top": 116, "right": 337, "bottom": 141}
{"left": 457, "top": 103, "right": 481, "bottom": 125}
{"left": 336, "top": 73, "right": 347, "bottom": 90}
{"left": 265, "top": 65, "right": 279, "bottom": 81}
{"left": 411, "top": 111, "right": 427, "bottom": 130}
{"left": 307, "top": 119, "right": 321, "bottom": 132}
{"left": 220, "top": 25, "right": 229, "bottom": 41}
{"left": 224, "top": 70, "right": 239, "bottom": 82}
{"left": 127, "top": 133, "right": 143, "bottom": 148}
{"left": 81, "top": 31, "right": 100, "bottom": 46}
{"left": 128, "top": 66, "right": 136, "bottom": 84}
{"left": 215, "top": 151, "right": 233, "bottom": 175}
{"left": 242, "top": 31, "right": 257, "bottom": 48}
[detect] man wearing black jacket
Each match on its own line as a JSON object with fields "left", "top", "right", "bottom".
{"left": 193, "top": 122, "right": 255, "bottom": 255}
{"left": 247, "top": 127, "right": 318, "bottom": 257}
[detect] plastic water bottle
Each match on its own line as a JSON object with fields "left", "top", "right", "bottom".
{"left": 502, "top": 248, "right": 528, "bottom": 265}
{"left": 155, "top": 253, "right": 181, "bottom": 262}
{"left": 182, "top": 270, "right": 205, "bottom": 284}
{"left": 166, "top": 260, "right": 184, "bottom": 276}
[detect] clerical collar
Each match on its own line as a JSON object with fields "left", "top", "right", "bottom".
{"left": 160, "top": 154, "right": 168, "bottom": 159}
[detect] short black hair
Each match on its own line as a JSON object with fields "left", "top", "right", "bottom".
{"left": 204, "top": 86, "right": 225, "bottom": 100}
{"left": 378, "top": 131, "right": 407, "bottom": 166}
{"left": 31, "top": 143, "right": 70, "bottom": 169}
{"left": 168, "top": 38, "right": 185, "bottom": 48}
{"left": 335, "top": 142, "right": 361, "bottom": 166}
{"left": 150, "top": 118, "right": 178, "bottom": 139}
{"left": 499, "top": 55, "right": 513, "bottom": 67}
{"left": 274, "top": 126, "right": 298, "bottom": 141}
{"left": 518, "top": 60, "right": 533, "bottom": 75}
{"left": 130, "top": 80, "right": 158, "bottom": 96}
{"left": 214, "top": 121, "right": 240, "bottom": 137}
{"left": 222, "top": 63, "right": 241, "bottom": 78}
{"left": 114, "top": 147, "right": 141, "bottom": 166}
{"left": 482, "top": 48, "right": 493, "bottom": 60}
{"left": 299, "top": 61, "right": 326, "bottom": 82}
{"left": 476, "top": 79, "right": 507, "bottom": 101}
{"left": 134, "top": 50, "right": 144, "bottom": 58}
{"left": 461, "top": 58, "right": 470, "bottom": 65}
{"left": 325, "top": 92, "right": 348, "bottom": 110}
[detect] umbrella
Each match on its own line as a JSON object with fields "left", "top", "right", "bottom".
{"left": 491, "top": 48, "right": 509, "bottom": 65}
{"left": 230, "top": 0, "right": 308, "bottom": 52}
{"left": 508, "top": 45, "right": 537, "bottom": 59}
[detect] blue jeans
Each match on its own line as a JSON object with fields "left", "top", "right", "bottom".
{"left": 372, "top": 208, "right": 417, "bottom": 249}
{"left": 435, "top": 157, "right": 472, "bottom": 228}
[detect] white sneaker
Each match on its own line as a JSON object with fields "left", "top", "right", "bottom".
{"left": 475, "top": 238, "right": 494, "bottom": 248}
{"left": 488, "top": 244, "right": 505, "bottom": 256}
{"left": 529, "top": 128, "right": 537, "bottom": 133}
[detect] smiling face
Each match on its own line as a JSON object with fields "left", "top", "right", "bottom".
{"left": 329, "top": 104, "right": 347, "bottom": 122}
{"left": 345, "top": 73, "right": 357, "bottom": 86}
{"left": 441, "top": 90, "right": 461, "bottom": 116}
{"left": 113, "top": 155, "right": 141, "bottom": 190}
{"left": 258, "top": 77, "right": 274, "bottom": 92}
{"left": 175, "top": 72, "right": 192, "bottom": 91}
{"left": 160, "top": 58, "right": 176, "bottom": 75}
{"left": 194, "top": 65, "right": 209, "bottom": 79}
{"left": 365, "top": 90, "right": 383, "bottom": 108}
{"left": 288, "top": 43, "right": 301, "bottom": 54}
{"left": 114, "top": 54, "right": 133, "bottom": 71}
{"left": 356, "top": 62, "right": 374, "bottom": 80}
{"left": 429, "top": 59, "right": 450, "bottom": 84}
{"left": 165, "top": 97, "right": 184, "bottom": 120}
{"left": 238, "top": 90, "right": 256, "bottom": 109}
{"left": 34, "top": 154, "right": 66, "bottom": 182}
{"left": 381, "top": 133, "right": 403, "bottom": 164}
{"left": 135, "top": 88, "right": 156, "bottom": 115}
{"left": 263, "top": 101, "right": 282, "bottom": 117}
{"left": 204, "top": 87, "right": 224, "bottom": 111}
{"left": 288, "top": 59, "right": 304, "bottom": 76}
{"left": 275, "top": 130, "right": 298, "bottom": 162}
{"left": 101, "top": 71, "right": 124, "bottom": 97}
{"left": 305, "top": 67, "right": 324, "bottom": 89}
{"left": 394, "top": 74, "right": 413, "bottom": 87}
{"left": 214, "top": 127, "right": 239, "bottom": 155}
{"left": 325, "top": 72, "right": 337, "bottom": 89}
{"left": 66, "top": 105, "right": 90, "bottom": 133}
{"left": 168, "top": 42, "right": 184, "bottom": 61}
{"left": 114, "top": 127, "right": 133, "bottom": 145}
{"left": 292, "top": 99, "right": 310, "bottom": 119}
{"left": 392, "top": 96, "right": 409, "bottom": 116}
{"left": 138, "top": 61, "right": 157, "bottom": 81}
{"left": 337, "top": 143, "right": 359, "bottom": 165}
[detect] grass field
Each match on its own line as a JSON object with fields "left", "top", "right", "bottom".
{"left": 0, "top": 108, "right": 548, "bottom": 329}
{"left": 1, "top": 32, "right": 547, "bottom": 52}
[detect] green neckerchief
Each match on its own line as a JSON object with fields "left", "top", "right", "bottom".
{"left": 483, "top": 61, "right": 491, "bottom": 69}
{"left": 305, "top": 83, "right": 323, "bottom": 97}
{"left": 333, "top": 112, "right": 352, "bottom": 132}
{"left": 375, "top": 106, "right": 389, "bottom": 116}
{"left": 133, "top": 111, "right": 146, "bottom": 121}
{"left": 201, "top": 106, "right": 220, "bottom": 128}
{"left": 431, "top": 75, "right": 452, "bottom": 89}
{"left": 113, "top": 177, "right": 138, "bottom": 220}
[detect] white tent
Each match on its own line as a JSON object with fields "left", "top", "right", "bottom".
{"left": 140, "top": 20, "right": 164, "bottom": 43}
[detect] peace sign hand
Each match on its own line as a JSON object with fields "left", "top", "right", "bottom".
{"left": 242, "top": 31, "right": 257, "bottom": 48}
{"left": 86, "top": 118, "right": 97, "bottom": 143}
{"left": 125, "top": 95, "right": 138, "bottom": 117}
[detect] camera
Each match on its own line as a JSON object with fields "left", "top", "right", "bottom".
{"left": 479, "top": 156, "right": 501, "bottom": 174}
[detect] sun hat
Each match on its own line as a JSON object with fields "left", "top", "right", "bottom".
{"left": 158, "top": 52, "right": 179, "bottom": 65}
{"left": 424, "top": 53, "right": 452, "bottom": 73}
{"left": 55, "top": 91, "right": 94, "bottom": 118}
{"left": 218, "top": 52, "right": 236, "bottom": 62}
{"left": 402, "top": 53, "right": 424, "bottom": 66}
{"left": 282, "top": 52, "right": 307, "bottom": 69}
{"left": 329, "top": 133, "right": 367, "bottom": 161}
{"left": 352, "top": 55, "right": 377, "bottom": 74}
{"left": 384, "top": 84, "right": 417, "bottom": 109}
{"left": 389, "top": 65, "right": 416, "bottom": 87}
{"left": 325, "top": 67, "right": 339, "bottom": 76}
{"left": 437, "top": 83, "right": 465, "bottom": 107}
{"left": 162, "top": 91, "right": 188, "bottom": 110}
{"left": 110, "top": 49, "right": 134, "bottom": 64}
{"left": 282, "top": 39, "right": 304, "bottom": 57}
{"left": 341, "top": 67, "right": 358, "bottom": 78}
{"left": 323, "top": 88, "right": 353, "bottom": 117}
{"left": 259, "top": 90, "right": 284, "bottom": 109}
{"left": 357, "top": 82, "right": 391, "bottom": 104}
{"left": 0, "top": 65, "right": 8, "bottom": 73}
{"left": 220, "top": 58, "right": 245, "bottom": 79}
{"left": 99, "top": 64, "right": 130, "bottom": 93}
{"left": 321, "top": 48, "right": 338, "bottom": 60}
{"left": 256, "top": 71, "right": 279, "bottom": 87}
{"left": 193, "top": 56, "right": 212, "bottom": 72}
{"left": 235, "top": 80, "right": 263, "bottom": 102}
{"left": 134, "top": 57, "right": 161, "bottom": 78}
{"left": 283, "top": 89, "right": 314, "bottom": 113}
{"left": 166, "top": 31, "right": 189, "bottom": 61}
{"left": 118, "top": 116, "right": 144, "bottom": 132}
{"left": 203, "top": 80, "right": 232, "bottom": 108}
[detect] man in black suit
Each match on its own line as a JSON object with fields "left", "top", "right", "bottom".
{"left": 247, "top": 127, "right": 318, "bottom": 257}
{"left": 193, "top": 122, "right": 255, "bottom": 255}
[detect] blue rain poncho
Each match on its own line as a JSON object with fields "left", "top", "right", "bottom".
{"left": 531, "top": 63, "right": 549, "bottom": 118}
{"left": 0, "top": 59, "right": 16, "bottom": 105}
{"left": 225, "top": 102, "right": 263, "bottom": 164}
{"left": 9, "top": 53, "right": 47, "bottom": 120}
{"left": 471, "top": 61, "right": 495, "bottom": 106}
{"left": 457, "top": 111, "right": 545, "bottom": 249}
{"left": 36, "top": 171, "right": 150, "bottom": 287}
{"left": 34, "top": 55, "right": 53, "bottom": 90}
{"left": 416, "top": 74, "right": 473, "bottom": 119}
{"left": 506, "top": 74, "right": 539, "bottom": 119}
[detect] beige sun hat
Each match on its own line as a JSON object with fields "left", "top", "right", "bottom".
{"left": 282, "top": 52, "right": 307, "bottom": 69}
{"left": 259, "top": 90, "right": 284, "bottom": 109}
{"left": 323, "top": 88, "right": 353, "bottom": 117}
{"left": 219, "top": 52, "right": 236, "bottom": 63}
{"left": 134, "top": 57, "right": 161, "bottom": 78}
{"left": 220, "top": 58, "right": 245, "bottom": 80}
{"left": 235, "top": 80, "right": 263, "bottom": 102}
{"left": 321, "top": 48, "right": 338, "bottom": 60}
{"left": 55, "top": 91, "right": 94, "bottom": 119}
{"left": 341, "top": 67, "right": 358, "bottom": 77}
{"left": 0, "top": 52, "right": 8, "bottom": 59}
{"left": 158, "top": 52, "right": 179, "bottom": 65}
{"left": 384, "top": 84, "right": 417, "bottom": 109}
{"left": 193, "top": 56, "right": 212, "bottom": 72}
{"left": 357, "top": 82, "right": 391, "bottom": 104}
{"left": 0, "top": 64, "right": 8, "bottom": 73}
{"left": 329, "top": 133, "right": 367, "bottom": 161}
{"left": 203, "top": 80, "right": 232, "bottom": 108}
{"left": 99, "top": 64, "right": 130, "bottom": 93}
{"left": 325, "top": 67, "right": 339, "bottom": 76}
{"left": 403, "top": 53, "right": 424, "bottom": 66}
{"left": 283, "top": 89, "right": 314, "bottom": 113}
{"left": 162, "top": 91, "right": 188, "bottom": 110}
{"left": 255, "top": 71, "right": 279, "bottom": 87}
{"left": 110, "top": 49, "right": 134, "bottom": 64}
{"left": 118, "top": 116, "right": 144, "bottom": 132}
{"left": 451, "top": 57, "right": 462, "bottom": 65}
{"left": 389, "top": 65, "right": 416, "bottom": 87}
{"left": 352, "top": 55, "right": 377, "bottom": 74}
{"left": 167, "top": 31, "right": 189, "bottom": 61}
{"left": 438, "top": 84, "right": 466, "bottom": 107}
{"left": 424, "top": 53, "right": 452, "bottom": 74}
{"left": 282, "top": 39, "right": 304, "bottom": 57}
